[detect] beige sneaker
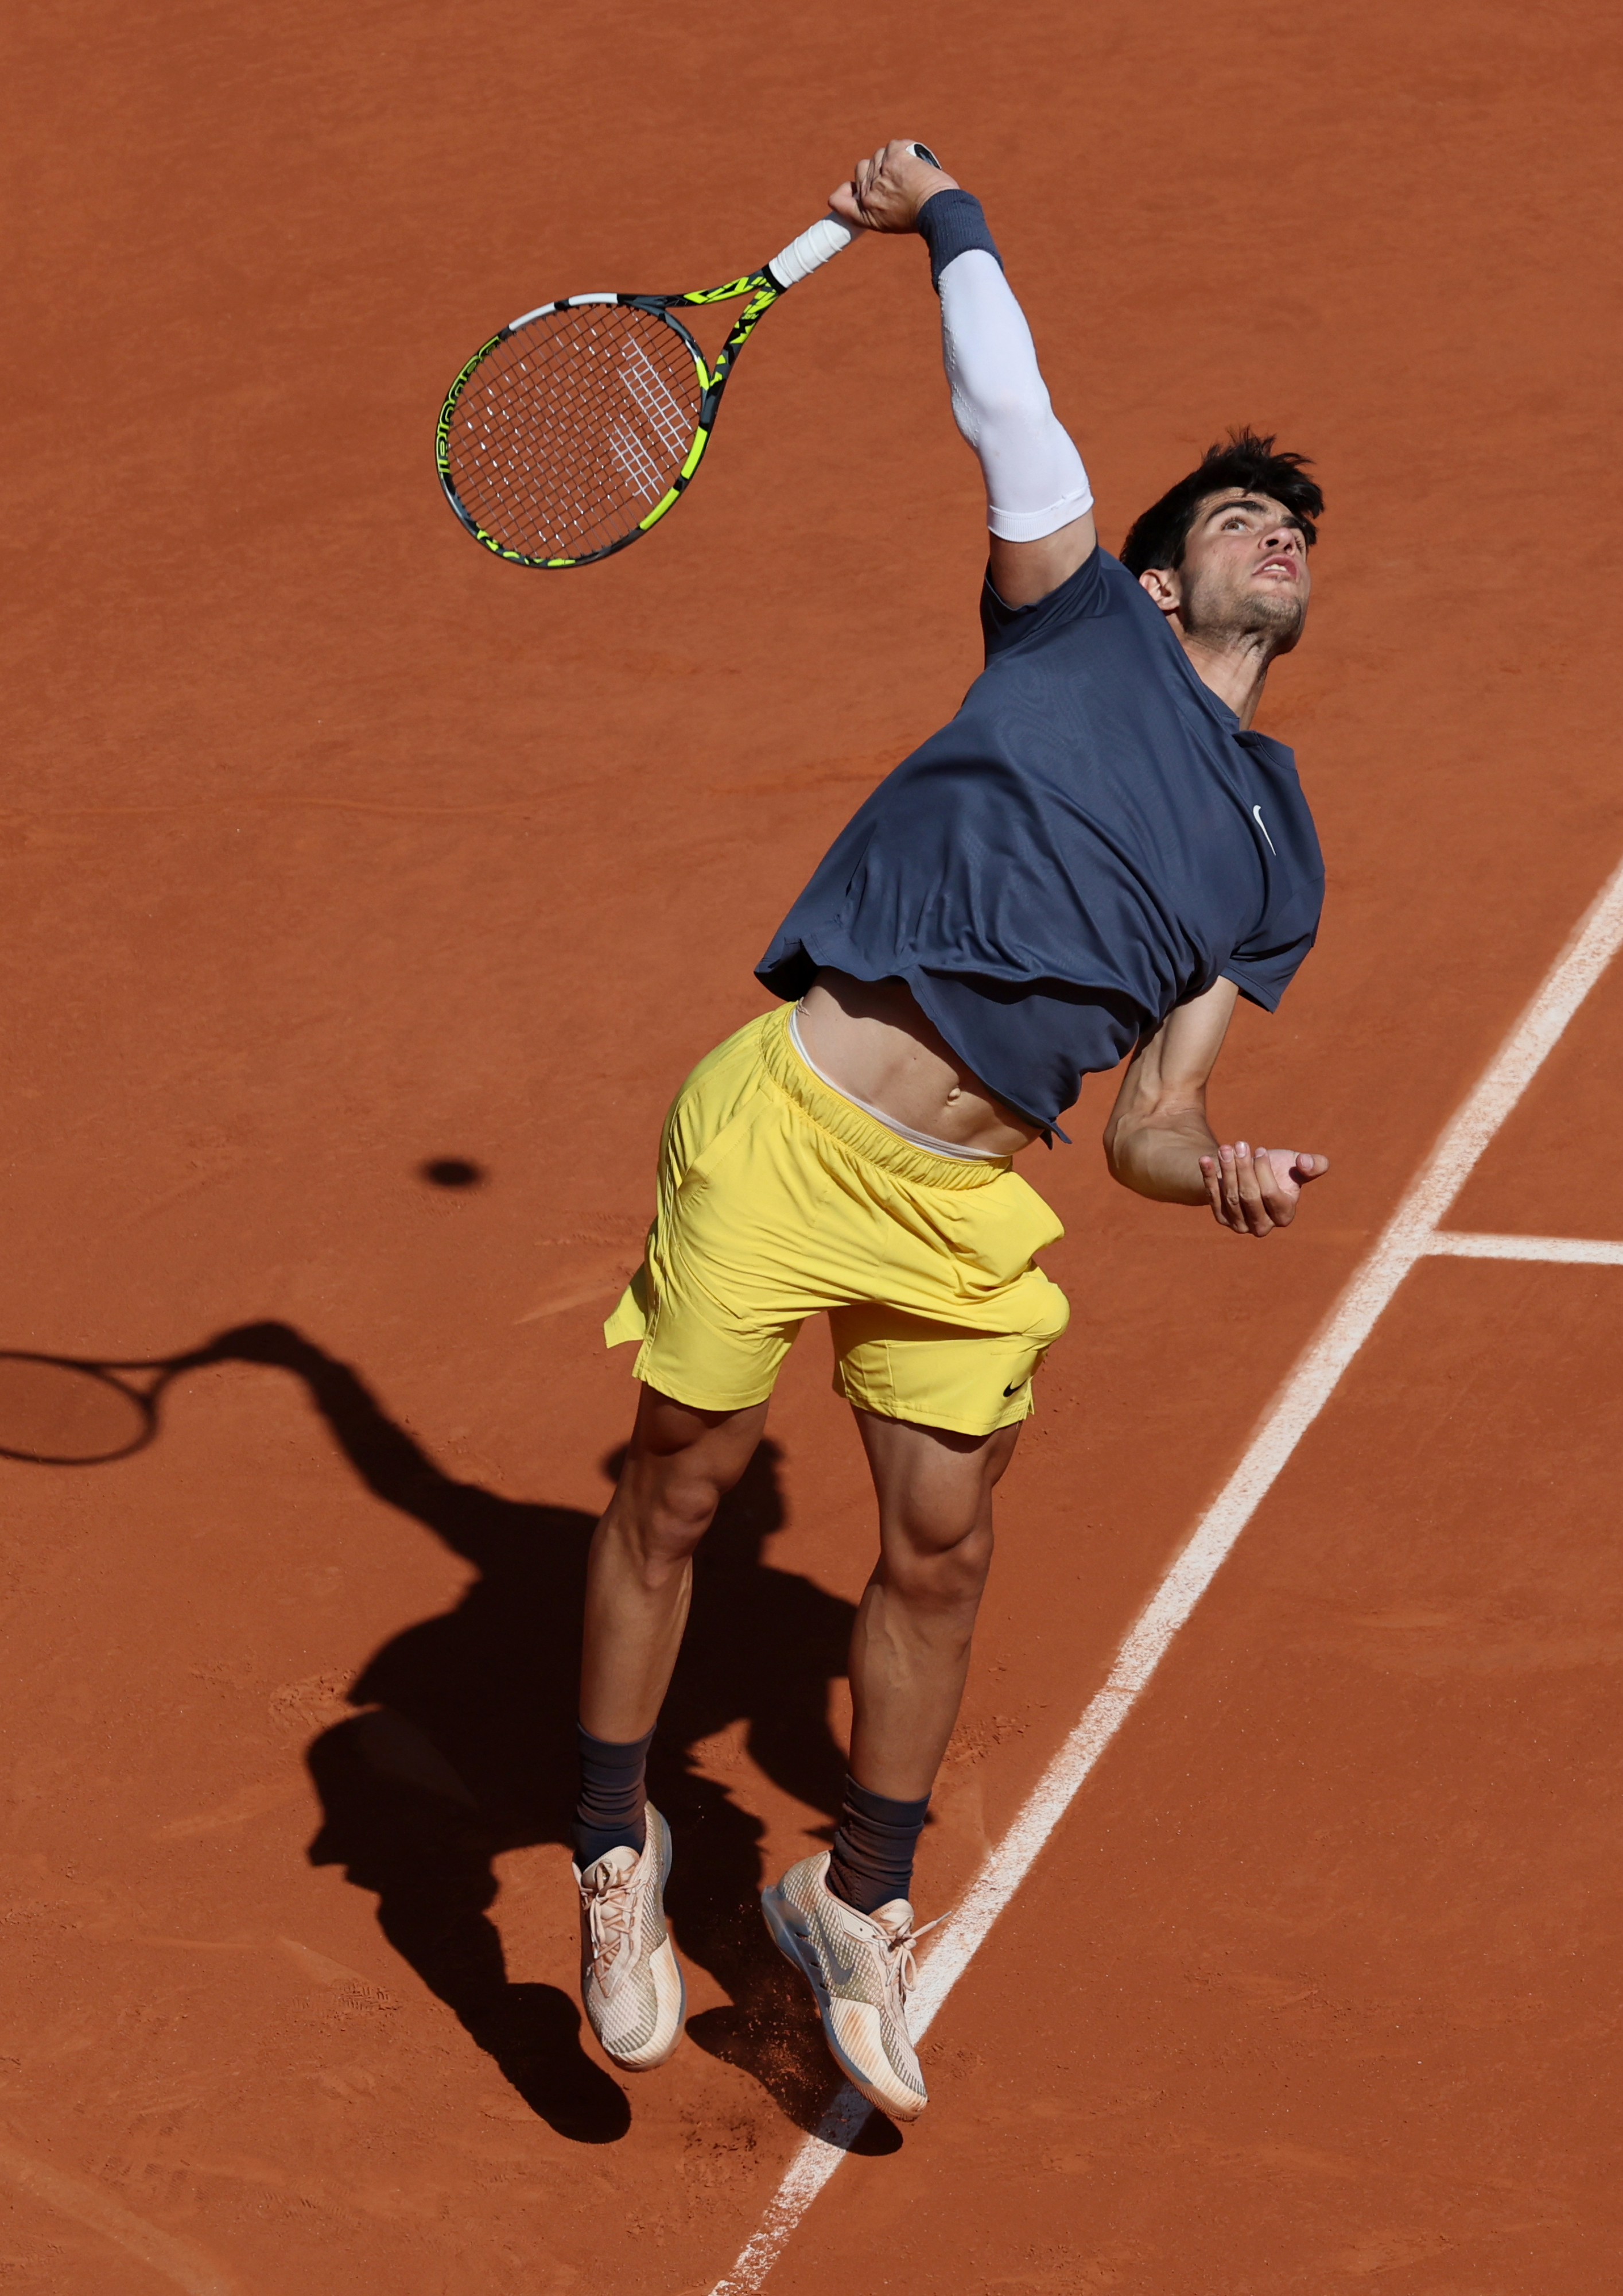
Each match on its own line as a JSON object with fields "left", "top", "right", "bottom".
{"left": 761, "top": 1850, "right": 934, "bottom": 2122}
{"left": 574, "top": 1805, "right": 685, "bottom": 2070}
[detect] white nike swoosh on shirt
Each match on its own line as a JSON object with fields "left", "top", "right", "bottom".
{"left": 1252, "top": 804, "right": 1277, "bottom": 855}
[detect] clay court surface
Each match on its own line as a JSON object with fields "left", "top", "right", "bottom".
{"left": 5, "top": 2, "right": 1622, "bottom": 2289}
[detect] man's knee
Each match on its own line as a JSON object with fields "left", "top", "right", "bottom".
{"left": 883, "top": 1516, "right": 995, "bottom": 1612}
{"left": 607, "top": 1458, "right": 719, "bottom": 1579}
{"left": 614, "top": 1397, "right": 764, "bottom": 1579}
{"left": 646, "top": 1458, "right": 728, "bottom": 1543}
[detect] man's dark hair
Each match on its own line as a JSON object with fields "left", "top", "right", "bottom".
{"left": 1119, "top": 430, "right": 1323, "bottom": 576}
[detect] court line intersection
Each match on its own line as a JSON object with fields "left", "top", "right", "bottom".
{"left": 709, "top": 846, "right": 1623, "bottom": 2295}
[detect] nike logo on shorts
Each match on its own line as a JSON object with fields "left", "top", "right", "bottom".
{"left": 1003, "top": 1380, "right": 1026, "bottom": 1397}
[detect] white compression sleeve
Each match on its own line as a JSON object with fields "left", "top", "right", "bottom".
{"left": 939, "top": 249, "right": 1093, "bottom": 542}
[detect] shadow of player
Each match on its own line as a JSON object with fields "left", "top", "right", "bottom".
{"left": 192, "top": 1321, "right": 865, "bottom": 2143}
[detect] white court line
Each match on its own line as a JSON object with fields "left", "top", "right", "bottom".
{"left": 708, "top": 846, "right": 1623, "bottom": 2296}
{"left": 1425, "top": 1230, "right": 1623, "bottom": 1264}
{"left": 0, "top": 2139, "right": 242, "bottom": 2296}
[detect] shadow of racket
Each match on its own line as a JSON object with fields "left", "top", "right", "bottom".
{"left": 0, "top": 1348, "right": 214, "bottom": 1465}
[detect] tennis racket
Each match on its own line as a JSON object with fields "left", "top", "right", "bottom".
{"left": 436, "top": 147, "right": 941, "bottom": 569}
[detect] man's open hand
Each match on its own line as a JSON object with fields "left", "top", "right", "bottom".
{"left": 1199, "top": 1142, "right": 1329, "bottom": 1236}
{"left": 829, "top": 141, "right": 957, "bottom": 235}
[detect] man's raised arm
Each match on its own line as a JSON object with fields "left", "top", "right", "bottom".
{"left": 829, "top": 141, "right": 1096, "bottom": 605}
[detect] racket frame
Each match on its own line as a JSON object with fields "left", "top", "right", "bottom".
{"left": 436, "top": 266, "right": 789, "bottom": 569}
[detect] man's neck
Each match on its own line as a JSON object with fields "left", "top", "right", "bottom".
{"left": 1174, "top": 627, "right": 1273, "bottom": 730}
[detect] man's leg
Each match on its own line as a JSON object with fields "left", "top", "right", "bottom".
{"left": 760, "top": 1408, "right": 1019, "bottom": 2122}
{"left": 822, "top": 1410, "right": 1016, "bottom": 1912}
{"left": 571, "top": 1382, "right": 766, "bottom": 2073}
{"left": 580, "top": 1383, "right": 770, "bottom": 1748}
{"left": 846, "top": 1408, "right": 1018, "bottom": 1799}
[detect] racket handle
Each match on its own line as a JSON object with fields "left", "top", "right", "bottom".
{"left": 765, "top": 215, "right": 855, "bottom": 291}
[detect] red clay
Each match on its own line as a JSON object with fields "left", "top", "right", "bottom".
{"left": 3, "top": 1, "right": 1621, "bottom": 2289}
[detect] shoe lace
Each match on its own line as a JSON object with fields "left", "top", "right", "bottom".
{"left": 883, "top": 1911, "right": 943, "bottom": 2004}
{"left": 583, "top": 1867, "right": 636, "bottom": 1979}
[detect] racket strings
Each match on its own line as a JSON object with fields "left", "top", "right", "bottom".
{"left": 444, "top": 304, "right": 704, "bottom": 562}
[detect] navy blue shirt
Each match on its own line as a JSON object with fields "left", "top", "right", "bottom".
{"left": 756, "top": 546, "right": 1323, "bottom": 1129}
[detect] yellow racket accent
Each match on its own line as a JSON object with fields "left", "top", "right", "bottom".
{"left": 436, "top": 212, "right": 855, "bottom": 567}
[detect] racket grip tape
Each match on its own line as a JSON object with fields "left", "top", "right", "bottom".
{"left": 765, "top": 215, "right": 854, "bottom": 290}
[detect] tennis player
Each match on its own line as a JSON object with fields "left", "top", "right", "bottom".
{"left": 572, "top": 140, "right": 1330, "bottom": 2121}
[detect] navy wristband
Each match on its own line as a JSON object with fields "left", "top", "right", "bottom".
{"left": 916, "top": 189, "right": 1004, "bottom": 293}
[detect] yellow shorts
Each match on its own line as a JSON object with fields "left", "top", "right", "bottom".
{"left": 604, "top": 1006, "right": 1070, "bottom": 1437}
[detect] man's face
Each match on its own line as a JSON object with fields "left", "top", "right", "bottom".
{"left": 1145, "top": 488, "right": 1311, "bottom": 651}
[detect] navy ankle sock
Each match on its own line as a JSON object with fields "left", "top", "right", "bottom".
{"left": 573, "top": 1723, "right": 654, "bottom": 1870}
{"left": 826, "top": 1777, "right": 930, "bottom": 1915}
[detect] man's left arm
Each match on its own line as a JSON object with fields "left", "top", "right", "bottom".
{"left": 1103, "top": 977, "right": 1330, "bottom": 1236}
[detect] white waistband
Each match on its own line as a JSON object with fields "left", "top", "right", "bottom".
{"left": 787, "top": 1006, "right": 1005, "bottom": 1161}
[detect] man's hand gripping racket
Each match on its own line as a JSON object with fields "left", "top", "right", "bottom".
{"left": 436, "top": 143, "right": 945, "bottom": 568}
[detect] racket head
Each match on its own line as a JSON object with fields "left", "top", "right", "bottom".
{"left": 0, "top": 1353, "right": 156, "bottom": 1464}
{"left": 437, "top": 296, "right": 713, "bottom": 568}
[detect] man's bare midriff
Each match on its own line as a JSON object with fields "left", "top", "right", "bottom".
{"left": 795, "top": 969, "right": 1040, "bottom": 1156}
